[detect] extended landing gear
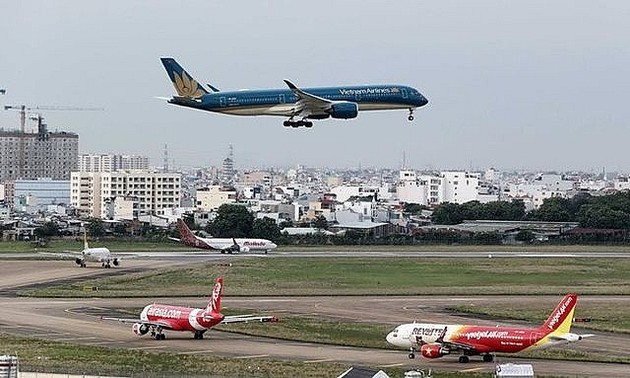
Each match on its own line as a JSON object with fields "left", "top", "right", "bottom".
{"left": 458, "top": 356, "right": 469, "bottom": 363}
{"left": 483, "top": 353, "right": 494, "bottom": 362}
{"left": 283, "top": 118, "right": 313, "bottom": 128}
{"left": 193, "top": 330, "right": 206, "bottom": 340}
{"left": 152, "top": 331, "right": 166, "bottom": 340}
{"left": 408, "top": 347, "right": 416, "bottom": 359}
{"left": 408, "top": 108, "right": 415, "bottom": 121}
{"left": 101, "top": 262, "right": 111, "bottom": 268}
{"left": 151, "top": 327, "right": 166, "bottom": 340}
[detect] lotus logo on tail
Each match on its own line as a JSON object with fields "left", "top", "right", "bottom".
{"left": 174, "top": 71, "right": 205, "bottom": 99}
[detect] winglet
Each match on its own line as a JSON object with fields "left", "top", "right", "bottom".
{"left": 283, "top": 80, "right": 298, "bottom": 91}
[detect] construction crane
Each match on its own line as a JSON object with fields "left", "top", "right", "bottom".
{"left": 3, "top": 104, "right": 104, "bottom": 178}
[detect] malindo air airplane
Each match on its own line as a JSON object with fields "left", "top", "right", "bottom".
{"left": 386, "top": 293, "right": 593, "bottom": 363}
{"left": 102, "top": 276, "right": 276, "bottom": 340}
{"left": 171, "top": 219, "right": 277, "bottom": 254}
{"left": 159, "top": 57, "right": 428, "bottom": 128}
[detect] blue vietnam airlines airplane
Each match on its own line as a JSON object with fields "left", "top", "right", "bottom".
{"left": 160, "top": 57, "right": 428, "bottom": 128}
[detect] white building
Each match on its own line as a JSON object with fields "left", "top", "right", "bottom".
{"left": 71, "top": 170, "right": 180, "bottom": 219}
{"left": 78, "top": 154, "right": 149, "bottom": 172}
{"left": 330, "top": 185, "right": 381, "bottom": 203}
{"left": 614, "top": 176, "right": 630, "bottom": 191}
{"left": 397, "top": 170, "right": 478, "bottom": 206}
{"left": 195, "top": 185, "right": 237, "bottom": 211}
{"left": 441, "top": 171, "right": 480, "bottom": 204}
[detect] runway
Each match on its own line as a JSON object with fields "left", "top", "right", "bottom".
{"left": 0, "top": 254, "right": 628, "bottom": 376}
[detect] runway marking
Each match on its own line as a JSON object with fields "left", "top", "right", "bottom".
{"left": 178, "top": 349, "right": 215, "bottom": 355}
{"left": 54, "top": 336, "right": 99, "bottom": 342}
{"left": 380, "top": 363, "right": 405, "bottom": 367}
{"left": 304, "top": 358, "right": 334, "bottom": 363}
{"left": 130, "top": 345, "right": 168, "bottom": 350}
{"left": 233, "top": 354, "right": 269, "bottom": 359}
{"left": 460, "top": 367, "right": 485, "bottom": 372}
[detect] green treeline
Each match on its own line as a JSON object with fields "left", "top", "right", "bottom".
{"left": 433, "top": 192, "right": 630, "bottom": 229}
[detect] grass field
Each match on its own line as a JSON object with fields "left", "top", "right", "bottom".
{"left": 23, "top": 257, "right": 630, "bottom": 297}
{"left": 0, "top": 239, "right": 194, "bottom": 253}
{"left": 6, "top": 239, "right": 630, "bottom": 254}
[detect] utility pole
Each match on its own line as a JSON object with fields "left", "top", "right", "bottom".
{"left": 163, "top": 144, "right": 169, "bottom": 172}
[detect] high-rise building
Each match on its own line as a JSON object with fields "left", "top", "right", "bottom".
{"left": 77, "top": 154, "right": 149, "bottom": 172}
{"left": 70, "top": 170, "right": 181, "bottom": 219}
{"left": 0, "top": 129, "right": 78, "bottom": 182}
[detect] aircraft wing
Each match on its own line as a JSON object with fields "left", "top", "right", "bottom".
{"left": 440, "top": 340, "right": 479, "bottom": 354}
{"left": 284, "top": 80, "right": 332, "bottom": 117}
{"left": 220, "top": 314, "right": 278, "bottom": 324}
{"left": 39, "top": 251, "right": 83, "bottom": 259}
{"left": 101, "top": 316, "right": 175, "bottom": 330}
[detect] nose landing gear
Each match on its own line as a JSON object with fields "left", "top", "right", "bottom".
{"left": 408, "top": 108, "right": 415, "bottom": 121}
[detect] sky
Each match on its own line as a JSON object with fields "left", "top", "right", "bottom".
{"left": 1, "top": 1, "right": 629, "bottom": 172}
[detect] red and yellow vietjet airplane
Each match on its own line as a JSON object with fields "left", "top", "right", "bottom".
{"left": 103, "top": 277, "right": 276, "bottom": 340}
{"left": 386, "top": 294, "right": 593, "bottom": 363}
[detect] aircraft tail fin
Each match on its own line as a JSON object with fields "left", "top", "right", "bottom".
{"left": 160, "top": 57, "right": 209, "bottom": 99}
{"left": 206, "top": 276, "right": 223, "bottom": 316}
{"left": 540, "top": 293, "right": 578, "bottom": 335}
{"left": 176, "top": 218, "right": 211, "bottom": 249}
{"left": 83, "top": 229, "right": 89, "bottom": 250}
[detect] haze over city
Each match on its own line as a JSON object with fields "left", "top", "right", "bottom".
{"left": 1, "top": 1, "right": 629, "bottom": 171}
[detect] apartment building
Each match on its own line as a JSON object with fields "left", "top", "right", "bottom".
{"left": 0, "top": 129, "right": 78, "bottom": 182}
{"left": 71, "top": 170, "right": 180, "bottom": 219}
{"left": 78, "top": 154, "right": 149, "bottom": 172}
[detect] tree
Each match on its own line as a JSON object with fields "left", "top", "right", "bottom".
{"left": 34, "top": 222, "right": 59, "bottom": 239}
{"left": 207, "top": 204, "right": 254, "bottom": 238}
{"left": 253, "top": 217, "right": 282, "bottom": 241}
{"left": 86, "top": 218, "right": 105, "bottom": 237}
{"left": 403, "top": 203, "right": 426, "bottom": 215}
{"left": 313, "top": 215, "right": 328, "bottom": 230}
{"left": 515, "top": 230, "right": 535, "bottom": 243}
{"left": 432, "top": 202, "right": 464, "bottom": 225}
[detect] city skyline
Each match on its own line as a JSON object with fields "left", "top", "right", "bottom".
{"left": 1, "top": 1, "right": 629, "bottom": 172}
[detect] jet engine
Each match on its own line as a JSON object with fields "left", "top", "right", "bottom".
{"left": 132, "top": 323, "right": 150, "bottom": 336}
{"left": 328, "top": 101, "right": 359, "bottom": 119}
{"left": 420, "top": 343, "right": 447, "bottom": 359}
{"left": 239, "top": 246, "right": 250, "bottom": 253}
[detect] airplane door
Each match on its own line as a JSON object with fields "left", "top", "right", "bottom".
{"left": 401, "top": 88, "right": 408, "bottom": 99}
{"left": 279, "top": 94, "right": 286, "bottom": 104}
{"left": 220, "top": 97, "right": 227, "bottom": 107}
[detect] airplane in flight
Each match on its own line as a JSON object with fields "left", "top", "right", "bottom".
{"left": 102, "top": 276, "right": 276, "bottom": 340}
{"left": 45, "top": 230, "right": 122, "bottom": 268}
{"left": 386, "top": 293, "right": 593, "bottom": 363}
{"left": 171, "top": 219, "right": 278, "bottom": 254}
{"left": 160, "top": 57, "right": 428, "bottom": 128}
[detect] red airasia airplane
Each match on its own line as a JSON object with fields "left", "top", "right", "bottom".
{"left": 103, "top": 277, "right": 276, "bottom": 340}
{"left": 386, "top": 293, "right": 593, "bottom": 363}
